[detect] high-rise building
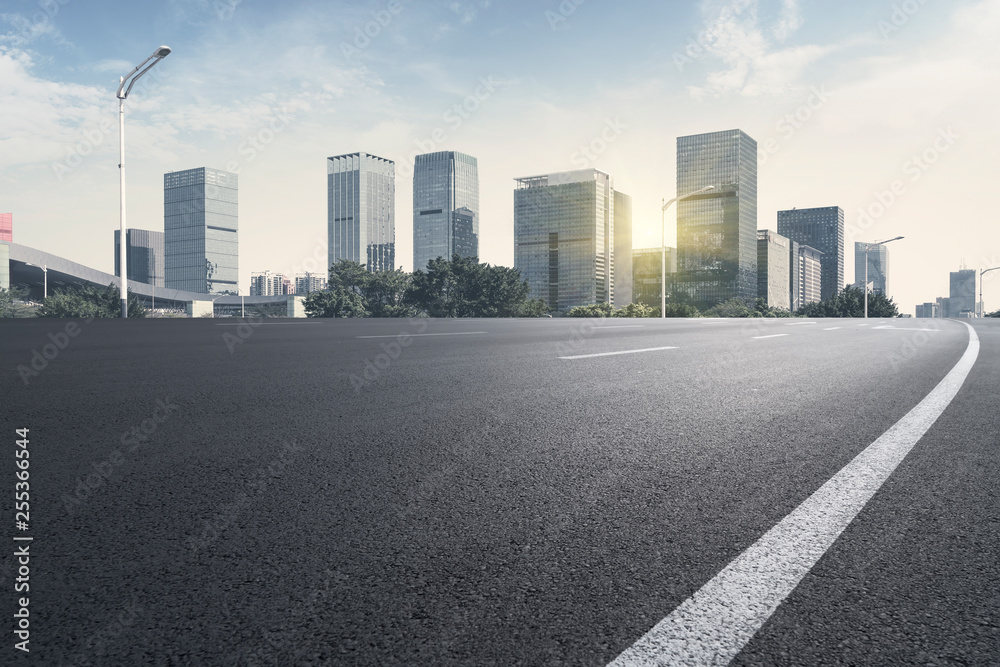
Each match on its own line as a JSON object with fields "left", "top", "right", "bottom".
{"left": 854, "top": 242, "right": 888, "bottom": 294}
{"left": 412, "top": 151, "right": 479, "bottom": 271}
{"left": 249, "top": 271, "right": 292, "bottom": 296}
{"left": 115, "top": 229, "right": 165, "bottom": 287}
{"left": 949, "top": 269, "right": 976, "bottom": 317}
{"left": 915, "top": 302, "right": 940, "bottom": 318}
{"left": 514, "top": 169, "right": 617, "bottom": 312}
{"left": 675, "top": 129, "right": 758, "bottom": 308}
{"left": 777, "top": 206, "right": 844, "bottom": 303}
{"left": 757, "top": 230, "right": 791, "bottom": 310}
{"left": 790, "top": 242, "right": 823, "bottom": 311}
{"left": 295, "top": 273, "right": 327, "bottom": 294}
{"left": 164, "top": 167, "right": 238, "bottom": 294}
{"left": 613, "top": 191, "right": 633, "bottom": 305}
{"left": 328, "top": 152, "right": 395, "bottom": 273}
{"left": 0, "top": 213, "right": 12, "bottom": 242}
{"left": 632, "top": 247, "right": 676, "bottom": 309}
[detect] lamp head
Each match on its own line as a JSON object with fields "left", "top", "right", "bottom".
{"left": 154, "top": 46, "right": 172, "bottom": 58}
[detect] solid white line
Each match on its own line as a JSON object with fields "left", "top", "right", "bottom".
{"left": 753, "top": 334, "right": 789, "bottom": 339}
{"left": 823, "top": 327, "right": 842, "bottom": 331}
{"left": 786, "top": 321, "right": 817, "bottom": 326}
{"left": 608, "top": 322, "right": 979, "bottom": 667}
{"left": 559, "top": 346, "right": 678, "bottom": 360}
{"left": 356, "top": 332, "right": 488, "bottom": 339}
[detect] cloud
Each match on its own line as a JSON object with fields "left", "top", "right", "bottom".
{"left": 0, "top": 11, "right": 70, "bottom": 47}
{"left": 688, "top": 0, "right": 830, "bottom": 99}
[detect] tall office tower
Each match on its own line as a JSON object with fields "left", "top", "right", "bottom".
{"left": 949, "top": 269, "right": 976, "bottom": 317}
{"left": 854, "top": 241, "right": 888, "bottom": 294}
{"left": 0, "top": 213, "right": 12, "bottom": 242}
{"left": 613, "top": 191, "right": 633, "bottom": 305}
{"left": 632, "top": 247, "right": 677, "bottom": 309}
{"left": 412, "top": 151, "right": 479, "bottom": 271}
{"left": 328, "top": 152, "right": 395, "bottom": 273}
{"left": 936, "top": 296, "right": 951, "bottom": 318}
{"left": 295, "top": 273, "right": 327, "bottom": 294}
{"left": 115, "top": 229, "right": 165, "bottom": 287}
{"left": 164, "top": 167, "right": 238, "bottom": 294}
{"left": 790, "top": 242, "right": 823, "bottom": 311}
{"left": 777, "top": 206, "right": 844, "bottom": 302}
{"left": 757, "top": 230, "right": 791, "bottom": 310}
{"left": 675, "top": 129, "right": 758, "bottom": 308}
{"left": 915, "top": 302, "right": 939, "bottom": 318}
{"left": 514, "top": 169, "right": 616, "bottom": 312}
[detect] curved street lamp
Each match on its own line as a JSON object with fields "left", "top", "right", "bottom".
{"left": 660, "top": 185, "right": 714, "bottom": 318}
{"left": 860, "top": 236, "right": 903, "bottom": 318}
{"left": 980, "top": 266, "right": 1000, "bottom": 317}
{"left": 25, "top": 263, "right": 47, "bottom": 299}
{"left": 117, "top": 46, "right": 171, "bottom": 318}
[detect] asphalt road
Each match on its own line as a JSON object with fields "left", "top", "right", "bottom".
{"left": 1, "top": 316, "right": 997, "bottom": 666}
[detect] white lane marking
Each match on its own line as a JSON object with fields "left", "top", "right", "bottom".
{"left": 594, "top": 325, "right": 646, "bottom": 329}
{"left": 752, "top": 334, "right": 789, "bottom": 339}
{"left": 858, "top": 323, "right": 871, "bottom": 327}
{"left": 786, "top": 321, "right": 817, "bottom": 326}
{"left": 214, "top": 322, "right": 325, "bottom": 325}
{"left": 559, "top": 346, "right": 678, "bottom": 360}
{"left": 356, "top": 332, "right": 488, "bottom": 339}
{"left": 873, "top": 326, "right": 941, "bottom": 332}
{"left": 823, "top": 327, "right": 842, "bottom": 331}
{"left": 608, "top": 322, "right": 980, "bottom": 667}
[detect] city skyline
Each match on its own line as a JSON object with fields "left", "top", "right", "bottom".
{"left": 2, "top": 1, "right": 999, "bottom": 314}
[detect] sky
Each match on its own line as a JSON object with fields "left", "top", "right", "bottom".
{"left": 1, "top": 0, "right": 999, "bottom": 314}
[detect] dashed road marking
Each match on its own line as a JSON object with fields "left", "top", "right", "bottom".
{"left": 356, "top": 332, "right": 488, "bottom": 339}
{"left": 559, "top": 346, "right": 678, "bottom": 360}
{"left": 752, "top": 334, "right": 789, "bottom": 340}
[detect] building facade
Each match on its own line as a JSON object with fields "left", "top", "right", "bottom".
{"left": 632, "top": 247, "right": 676, "bottom": 309}
{"left": 164, "top": 167, "right": 238, "bottom": 295}
{"left": 854, "top": 241, "right": 888, "bottom": 294}
{"left": 0, "top": 213, "right": 11, "bottom": 242}
{"left": 790, "top": 242, "right": 823, "bottom": 311}
{"left": 295, "top": 273, "right": 327, "bottom": 294}
{"left": 777, "top": 206, "right": 844, "bottom": 303}
{"left": 915, "top": 302, "right": 940, "bottom": 318}
{"left": 250, "top": 271, "right": 293, "bottom": 296}
{"left": 514, "top": 169, "right": 617, "bottom": 312}
{"left": 949, "top": 269, "right": 976, "bottom": 317}
{"left": 412, "top": 151, "right": 479, "bottom": 271}
{"left": 115, "top": 229, "right": 165, "bottom": 287}
{"left": 757, "top": 230, "right": 791, "bottom": 310}
{"left": 675, "top": 129, "right": 758, "bottom": 308}
{"left": 328, "top": 152, "right": 395, "bottom": 273}
{"left": 613, "top": 191, "right": 633, "bottom": 305}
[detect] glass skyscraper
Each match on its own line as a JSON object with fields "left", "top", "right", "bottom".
{"left": 777, "top": 206, "right": 844, "bottom": 302}
{"left": 632, "top": 247, "right": 677, "bottom": 308}
{"left": 675, "top": 129, "right": 758, "bottom": 308}
{"left": 328, "top": 152, "right": 395, "bottom": 273}
{"left": 115, "top": 228, "right": 165, "bottom": 287}
{"left": 949, "top": 269, "right": 976, "bottom": 317}
{"left": 514, "top": 169, "right": 621, "bottom": 312}
{"left": 164, "top": 167, "right": 238, "bottom": 295}
{"left": 613, "top": 191, "right": 633, "bottom": 305}
{"left": 854, "top": 241, "right": 888, "bottom": 295}
{"left": 412, "top": 151, "right": 479, "bottom": 271}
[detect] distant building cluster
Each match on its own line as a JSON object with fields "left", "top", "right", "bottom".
{"left": 915, "top": 269, "right": 978, "bottom": 318}
{"left": 249, "top": 271, "right": 326, "bottom": 296}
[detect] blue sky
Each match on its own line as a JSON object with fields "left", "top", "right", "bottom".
{"left": 2, "top": 0, "right": 998, "bottom": 313}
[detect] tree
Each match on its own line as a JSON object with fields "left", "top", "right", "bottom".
{"left": 987, "top": 309, "right": 1000, "bottom": 318}
{"left": 566, "top": 302, "right": 614, "bottom": 318}
{"left": 797, "top": 285, "right": 899, "bottom": 318}
{"left": 518, "top": 298, "right": 550, "bottom": 318}
{"left": 304, "top": 288, "right": 368, "bottom": 318}
{"left": 0, "top": 286, "right": 31, "bottom": 318}
{"left": 364, "top": 268, "right": 414, "bottom": 317}
{"left": 37, "top": 283, "right": 146, "bottom": 318}
{"left": 406, "top": 255, "right": 542, "bottom": 317}
{"left": 614, "top": 302, "right": 654, "bottom": 318}
{"left": 703, "top": 298, "right": 753, "bottom": 318}
{"left": 656, "top": 303, "right": 701, "bottom": 318}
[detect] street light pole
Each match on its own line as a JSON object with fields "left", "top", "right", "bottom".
{"left": 117, "top": 46, "right": 171, "bottom": 319}
{"left": 980, "top": 266, "right": 1000, "bottom": 317}
{"left": 661, "top": 185, "right": 714, "bottom": 318}
{"left": 861, "top": 236, "right": 904, "bottom": 318}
